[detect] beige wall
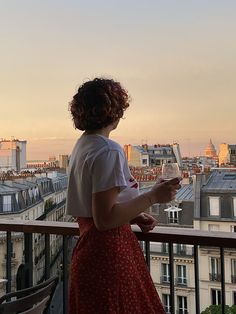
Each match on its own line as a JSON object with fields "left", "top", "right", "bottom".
{"left": 199, "top": 247, "right": 236, "bottom": 311}
{"left": 150, "top": 252, "right": 196, "bottom": 313}
{"left": 219, "top": 143, "right": 230, "bottom": 165}
{"left": 126, "top": 145, "right": 142, "bottom": 167}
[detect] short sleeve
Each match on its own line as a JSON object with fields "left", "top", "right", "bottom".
{"left": 92, "top": 149, "right": 127, "bottom": 193}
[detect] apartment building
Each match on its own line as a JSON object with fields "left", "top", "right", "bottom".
{"left": 219, "top": 143, "right": 236, "bottom": 166}
{"left": 0, "top": 171, "right": 68, "bottom": 295}
{"left": 194, "top": 170, "right": 236, "bottom": 311}
{"left": 141, "top": 170, "right": 236, "bottom": 313}
{"left": 124, "top": 143, "right": 183, "bottom": 168}
{"left": 0, "top": 139, "right": 27, "bottom": 171}
{"left": 139, "top": 181, "right": 195, "bottom": 313}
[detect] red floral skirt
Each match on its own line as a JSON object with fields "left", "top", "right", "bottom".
{"left": 69, "top": 218, "right": 165, "bottom": 314}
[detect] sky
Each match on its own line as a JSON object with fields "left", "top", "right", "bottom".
{"left": 0, "top": 1, "right": 236, "bottom": 159}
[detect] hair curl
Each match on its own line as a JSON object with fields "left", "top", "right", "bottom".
{"left": 69, "top": 78, "right": 130, "bottom": 131}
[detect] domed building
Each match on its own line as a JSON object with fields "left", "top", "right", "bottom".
{"left": 204, "top": 139, "right": 217, "bottom": 157}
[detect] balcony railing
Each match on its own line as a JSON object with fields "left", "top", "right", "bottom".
{"left": 161, "top": 275, "right": 170, "bottom": 284}
{"left": 0, "top": 220, "right": 236, "bottom": 314}
{"left": 175, "top": 249, "right": 187, "bottom": 256}
{"left": 231, "top": 274, "right": 236, "bottom": 283}
{"left": 175, "top": 277, "right": 187, "bottom": 286}
{"left": 209, "top": 273, "right": 221, "bottom": 282}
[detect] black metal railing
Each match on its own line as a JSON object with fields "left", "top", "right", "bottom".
{"left": 1, "top": 221, "right": 236, "bottom": 314}
{"left": 175, "top": 277, "right": 187, "bottom": 286}
{"left": 209, "top": 273, "right": 221, "bottom": 282}
{"left": 161, "top": 275, "right": 170, "bottom": 284}
{"left": 231, "top": 275, "right": 236, "bottom": 283}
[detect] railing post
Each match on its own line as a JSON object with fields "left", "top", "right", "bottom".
{"left": 168, "top": 242, "right": 175, "bottom": 314}
{"left": 24, "top": 233, "right": 33, "bottom": 287}
{"left": 145, "top": 241, "right": 151, "bottom": 270}
{"left": 194, "top": 245, "right": 200, "bottom": 314}
{"left": 220, "top": 247, "right": 225, "bottom": 314}
{"left": 6, "top": 231, "right": 12, "bottom": 293}
{"left": 63, "top": 235, "right": 68, "bottom": 314}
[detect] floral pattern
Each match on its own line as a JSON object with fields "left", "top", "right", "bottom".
{"left": 69, "top": 218, "right": 165, "bottom": 314}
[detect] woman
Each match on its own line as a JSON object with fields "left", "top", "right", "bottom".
{"left": 66, "top": 78, "right": 180, "bottom": 313}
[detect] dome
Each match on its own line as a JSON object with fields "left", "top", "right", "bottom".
{"left": 204, "top": 139, "right": 217, "bottom": 157}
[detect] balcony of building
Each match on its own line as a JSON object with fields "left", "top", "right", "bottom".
{"left": 0, "top": 220, "right": 236, "bottom": 314}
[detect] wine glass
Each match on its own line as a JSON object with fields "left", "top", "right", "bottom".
{"left": 161, "top": 163, "right": 182, "bottom": 212}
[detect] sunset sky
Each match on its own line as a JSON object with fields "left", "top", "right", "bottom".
{"left": 1, "top": 1, "right": 236, "bottom": 159}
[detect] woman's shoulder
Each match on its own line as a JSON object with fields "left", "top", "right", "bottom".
{"left": 80, "top": 134, "right": 123, "bottom": 153}
{"left": 101, "top": 136, "right": 123, "bottom": 153}
{"left": 75, "top": 134, "right": 124, "bottom": 159}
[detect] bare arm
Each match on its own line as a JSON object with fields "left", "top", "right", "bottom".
{"left": 92, "top": 178, "right": 180, "bottom": 231}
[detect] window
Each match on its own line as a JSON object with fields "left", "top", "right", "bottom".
{"left": 3, "top": 195, "right": 12, "bottom": 212}
{"left": 233, "top": 197, "right": 236, "bottom": 217}
{"left": 176, "top": 265, "right": 187, "bottom": 285}
{"left": 162, "top": 243, "right": 168, "bottom": 254}
{"left": 210, "top": 257, "right": 221, "bottom": 281}
{"left": 211, "top": 289, "right": 221, "bottom": 305}
{"left": 176, "top": 244, "right": 187, "bottom": 255}
{"left": 223, "top": 174, "right": 236, "bottom": 180}
{"left": 231, "top": 225, "right": 236, "bottom": 232}
{"left": 168, "top": 210, "right": 179, "bottom": 224}
{"left": 177, "top": 296, "right": 188, "bottom": 314}
{"left": 162, "top": 294, "right": 171, "bottom": 314}
{"left": 142, "top": 159, "right": 147, "bottom": 165}
{"left": 22, "top": 190, "right": 29, "bottom": 206}
{"left": 29, "top": 189, "right": 34, "bottom": 202}
{"left": 209, "top": 197, "right": 220, "bottom": 216}
{"left": 150, "top": 204, "right": 159, "bottom": 215}
{"left": 232, "top": 260, "right": 236, "bottom": 283}
{"left": 208, "top": 224, "right": 219, "bottom": 231}
{"left": 162, "top": 263, "right": 170, "bottom": 283}
{"left": 233, "top": 292, "right": 236, "bottom": 305}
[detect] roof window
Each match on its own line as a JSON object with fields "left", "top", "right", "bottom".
{"left": 223, "top": 174, "right": 236, "bottom": 180}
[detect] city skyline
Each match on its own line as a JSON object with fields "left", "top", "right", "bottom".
{"left": 1, "top": 1, "right": 236, "bottom": 159}
{"left": 16, "top": 136, "right": 228, "bottom": 160}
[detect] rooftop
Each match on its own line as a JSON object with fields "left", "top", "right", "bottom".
{"left": 140, "top": 183, "right": 193, "bottom": 201}
{"left": 202, "top": 170, "right": 236, "bottom": 192}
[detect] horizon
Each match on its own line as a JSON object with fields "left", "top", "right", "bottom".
{"left": 12, "top": 136, "right": 225, "bottom": 160}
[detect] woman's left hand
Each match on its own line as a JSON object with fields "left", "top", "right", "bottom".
{"left": 131, "top": 213, "right": 157, "bottom": 233}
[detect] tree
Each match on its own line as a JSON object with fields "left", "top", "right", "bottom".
{"left": 201, "top": 305, "right": 236, "bottom": 314}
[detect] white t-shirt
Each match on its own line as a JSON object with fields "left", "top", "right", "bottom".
{"left": 66, "top": 134, "right": 139, "bottom": 217}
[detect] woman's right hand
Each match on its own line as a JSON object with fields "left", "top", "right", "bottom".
{"left": 149, "top": 177, "right": 181, "bottom": 204}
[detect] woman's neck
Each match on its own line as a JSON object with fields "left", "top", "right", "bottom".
{"left": 84, "top": 127, "right": 111, "bottom": 138}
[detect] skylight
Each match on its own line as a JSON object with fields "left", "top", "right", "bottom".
{"left": 223, "top": 174, "right": 236, "bottom": 180}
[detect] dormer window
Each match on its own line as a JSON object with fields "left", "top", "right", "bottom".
{"left": 3, "top": 195, "right": 12, "bottom": 212}
{"left": 29, "top": 188, "right": 34, "bottom": 202}
{"left": 34, "top": 186, "right": 39, "bottom": 200}
{"left": 209, "top": 196, "right": 220, "bottom": 216}
{"left": 168, "top": 210, "right": 179, "bottom": 224}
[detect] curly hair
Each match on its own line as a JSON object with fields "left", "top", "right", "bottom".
{"left": 69, "top": 78, "right": 130, "bottom": 131}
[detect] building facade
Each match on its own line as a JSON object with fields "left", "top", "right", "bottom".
{"left": 219, "top": 143, "right": 236, "bottom": 166}
{"left": 194, "top": 170, "right": 236, "bottom": 311}
{"left": 140, "top": 180, "right": 195, "bottom": 313}
{"left": 124, "top": 143, "right": 183, "bottom": 168}
{"left": 0, "top": 139, "right": 27, "bottom": 171}
{"left": 0, "top": 171, "right": 68, "bottom": 295}
{"left": 59, "top": 155, "right": 69, "bottom": 169}
{"left": 141, "top": 170, "right": 236, "bottom": 313}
